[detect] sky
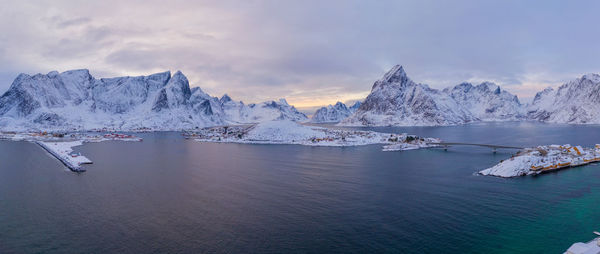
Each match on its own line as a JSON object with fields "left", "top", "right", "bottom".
{"left": 1, "top": 0, "right": 600, "bottom": 111}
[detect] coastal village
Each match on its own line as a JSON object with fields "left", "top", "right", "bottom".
{"left": 480, "top": 144, "right": 600, "bottom": 177}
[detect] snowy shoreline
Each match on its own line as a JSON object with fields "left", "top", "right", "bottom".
{"left": 187, "top": 120, "right": 442, "bottom": 151}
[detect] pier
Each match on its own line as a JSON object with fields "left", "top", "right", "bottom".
{"left": 35, "top": 141, "right": 91, "bottom": 172}
{"left": 426, "top": 142, "right": 524, "bottom": 152}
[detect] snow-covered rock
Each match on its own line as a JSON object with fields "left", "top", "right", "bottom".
{"left": 311, "top": 101, "right": 361, "bottom": 123}
{"left": 0, "top": 69, "right": 306, "bottom": 131}
{"left": 527, "top": 74, "right": 600, "bottom": 124}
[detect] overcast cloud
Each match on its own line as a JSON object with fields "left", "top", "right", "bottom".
{"left": 1, "top": 0, "right": 599, "bottom": 108}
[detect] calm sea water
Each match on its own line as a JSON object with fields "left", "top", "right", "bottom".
{"left": 2, "top": 122, "right": 600, "bottom": 253}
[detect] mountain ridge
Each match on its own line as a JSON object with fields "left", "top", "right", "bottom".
{"left": 341, "top": 65, "right": 599, "bottom": 126}
{"left": 2, "top": 66, "right": 599, "bottom": 130}
{"left": 0, "top": 69, "right": 307, "bottom": 131}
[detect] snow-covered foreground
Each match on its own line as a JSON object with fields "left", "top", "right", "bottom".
{"left": 479, "top": 144, "right": 600, "bottom": 177}
{"left": 188, "top": 120, "right": 441, "bottom": 150}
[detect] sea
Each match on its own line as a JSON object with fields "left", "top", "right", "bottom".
{"left": 2, "top": 122, "right": 600, "bottom": 253}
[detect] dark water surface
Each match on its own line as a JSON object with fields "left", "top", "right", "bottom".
{"left": 2, "top": 122, "right": 600, "bottom": 253}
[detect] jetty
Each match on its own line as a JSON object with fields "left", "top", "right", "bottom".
{"left": 36, "top": 141, "right": 91, "bottom": 172}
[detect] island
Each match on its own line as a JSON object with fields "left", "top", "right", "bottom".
{"left": 186, "top": 120, "right": 441, "bottom": 151}
{"left": 479, "top": 144, "right": 600, "bottom": 177}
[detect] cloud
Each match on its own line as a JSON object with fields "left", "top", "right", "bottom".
{"left": 1, "top": 0, "right": 600, "bottom": 107}
{"left": 42, "top": 15, "right": 92, "bottom": 29}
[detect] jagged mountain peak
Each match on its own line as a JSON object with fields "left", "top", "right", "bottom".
{"left": 311, "top": 101, "right": 359, "bottom": 123}
{"left": 581, "top": 73, "right": 600, "bottom": 83}
{"left": 349, "top": 101, "right": 361, "bottom": 110}
{"left": 476, "top": 81, "right": 499, "bottom": 92}
{"left": 190, "top": 86, "right": 206, "bottom": 96}
{"left": 382, "top": 65, "right": 407, "bottom": 82}
{"left": 60, "top": 69, "right": 91, "bottom": 75}
{"left": 278, "top": 98, "right": 289, "bottom": 105}
{"left": 220, "top": 94, "right": 232, "bottom": 104}
{"left": 372, "top": 65, "right": 413, "bottom": 90}
{"left": 332, "top": 101, "right": 348, "bottom": 111}
{"left": 458, "top": 82, "right": 474, "bottom": 88}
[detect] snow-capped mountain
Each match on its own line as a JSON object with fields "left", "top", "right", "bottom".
{"left": 341, "top": 65, "right": 525, "bottom": 126}
{"left": 310, "top": 101, "right": 361, "bottom": 123}
{"left": 349, "top": 101, "right": 362, "bottom": 112}
{"left": 443, "top": 82, "right": 523, "bottom": 121}
{"left": 341, "top": 65, "right": 477, "bottom": 126}
{"left": 0, "top": 69, "right": 306, "bottom": 131}
{"left": 218, "top": 95, "right": 308, "bottom": 124}
{"left": 527, "top": 74, "right": 600, "bottom": 124}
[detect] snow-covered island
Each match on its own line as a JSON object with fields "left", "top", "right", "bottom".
{"left": 186, "top": 120, "right": 441, "bottom": 151}
{"left": 479, "top": 144, "right": 600, "bottom": 177}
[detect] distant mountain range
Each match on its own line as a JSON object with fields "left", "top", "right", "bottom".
{"left": 1, "top": 66, "right": 599, "bottom": 131}
{"left": 341, "top": 65, "right": 600, "bottom": 126}
{"left": 310, "top": 101, "right": 361, "bottom": 123}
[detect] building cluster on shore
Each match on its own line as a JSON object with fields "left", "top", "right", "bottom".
{"left": 480, "top": 144, "right": 600, "bottom": 177}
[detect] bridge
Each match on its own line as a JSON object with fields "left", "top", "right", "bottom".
{"left": 426, "top": 142, "right": 524, "bottom": 152}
